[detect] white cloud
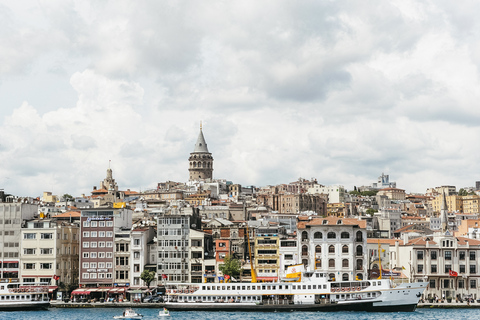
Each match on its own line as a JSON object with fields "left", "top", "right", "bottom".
{"left": 1, "top": 0, "right": 480, "bottom": 197}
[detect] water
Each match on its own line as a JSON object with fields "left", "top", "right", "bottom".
{"left": 0, "top": 308, "right": 475, "bottom": 320}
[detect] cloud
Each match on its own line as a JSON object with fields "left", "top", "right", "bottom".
{"left": 1, "top": 1, "right": 480, "bottom": 197}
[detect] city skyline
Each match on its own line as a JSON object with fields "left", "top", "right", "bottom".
{"left": 1, "top": 1, "right": 479, "bottom": 197}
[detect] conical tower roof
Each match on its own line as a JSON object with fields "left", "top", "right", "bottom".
{"left": 193, "top": 128, "right": 209, "bottom": 153}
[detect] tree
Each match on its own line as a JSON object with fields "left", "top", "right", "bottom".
{"left": 366, "top": 208, "right": 377, "bottom": 216}
{"left": 63, "top": 194, "right": 74, "bottom": 201}
{"left": 140, "top": 270, "right": 156, "bottom": 288}
{"left": 458, "top": 188, "right": 468, "bottom": 196}
{"left": 219, "top": 255, "right": 242, "bottom": 279}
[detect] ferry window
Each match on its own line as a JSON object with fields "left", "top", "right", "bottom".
{"left": 373, "top": 282, "right": 376, "bottom": 286}
{"left": 293, "top": 285, "right": 296, "bottom": 289}
{"left": 303, "top": 285, "right": 306, "bottom": 289}
{"left": 227, "top": 286, "right": 230, "bottom": 290}
{"left": 367, "top": 293, "right": 371, "bottom": 297}
{"left": 308, "top": 285, "right": 311, "bottom": 289}
{"left": 207, "top": 286, "right": 210, "bottom": 290}
{"left": 262, "top": 286, "right": 266, "bottom": 290}
{"left": 323, "top": 285, "right": 327, "bottom": 289}
{"left": 242, "top": 286, "right": 245, "bottom": 290}
{"left": 247, "top": 286, "right": 250, "bottom": 290}
{"left": 378, "top": 281, "right": 381, "bottom": 285}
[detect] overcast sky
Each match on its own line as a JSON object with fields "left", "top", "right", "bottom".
{"left": 1, "top": 1, "right": 480, "bottom": 198}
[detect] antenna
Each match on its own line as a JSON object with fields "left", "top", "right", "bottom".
{"left": 200, "top": 121, "right": 202, "bottom": 131}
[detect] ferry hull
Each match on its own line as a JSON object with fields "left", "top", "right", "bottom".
{"left": 165, "top": 301, "right": 418, "bottom": 312}
{"left": 0, "top": 301, "right": 50, "bottom": 311}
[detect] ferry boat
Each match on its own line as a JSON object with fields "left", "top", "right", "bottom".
{"left": 164, "top": 271, "right": 428, "bottom": 312}
{"left": 0, "top": 282, "right": 50, "bottom": 311}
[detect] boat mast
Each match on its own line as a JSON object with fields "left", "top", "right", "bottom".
{"left": 377, "top": 240, "right": 382, "bottom": 280}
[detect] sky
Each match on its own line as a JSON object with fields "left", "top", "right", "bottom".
{"left": 1, "top": 0, "right": 480, "bottom": 198}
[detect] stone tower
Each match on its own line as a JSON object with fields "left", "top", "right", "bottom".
{"left": 188, "top": 124, "right": 214, "bottom": 181}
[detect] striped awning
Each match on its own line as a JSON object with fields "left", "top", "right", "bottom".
{"left": 71, "top": 289, "right": 91, "bottom": 295}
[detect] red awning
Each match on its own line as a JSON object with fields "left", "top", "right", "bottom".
{"left": 255, "top": 276, "right": 278, "bottom": 281}
{"left": 1, "top": 261, "right": 18, "bottom": 264}
{"left": 48, "top": 286, "right": 58, "bottom": 293}
{"left": 71, "top": 289, "right": 91, "bottom": 295}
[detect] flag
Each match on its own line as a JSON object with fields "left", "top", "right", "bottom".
{"left": 162, "top": 274, "right": 167, "bottom": 279}
{"left": 449, "top": 270, "right": 458, "bottom": 277}
{"left": 53, "top": 275, "right": 60, "bottom": 280}
{"left": 224, "top": 275, "right": 230, "bottom": 280}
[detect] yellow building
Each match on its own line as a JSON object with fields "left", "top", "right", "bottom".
{"left": 462, "top": 195, "right": 480, "bottom": 214}
{"left": 254, "top": 227, "right": 281, "bottom": 282}
{"left": 431, "top": 195, "right": 463, "bottom": 214}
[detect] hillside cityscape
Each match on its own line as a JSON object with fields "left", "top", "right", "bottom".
{"left": 1, "top": 126, "right": 480, "bottom": 303}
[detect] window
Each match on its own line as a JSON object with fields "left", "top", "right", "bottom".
{"left": 106, "top": 252, "right": 113, "bottom": 258}
{"left": 106, "top": 242, "right": 113, "bottom": 247}
{"left": 470, "top": 279, "right": 476, "bottom": 289}
{"left": 327, "top": 232, "right": 336, "bottom": 239}
{"left": 99, "top": 231, "right": 105, "bottom": 237}
{"left": 417, "top": 251, "right": 423, "bottom": 260}
{"left": 470, "top": 251, "right": 476, "bottom": 260}
{"left": 83, "top": 252, "right": 89, "bottom": 258}
{"left": 460, "top": 265, "right": 466, "bottom": 273}
{"left": 134, "top": 239, "right": 140, "bottom": 246}
{"left": 459, "top": 251, "right": 465, "bottom": 260}
{"left": 98, "top": 242, "right": 105, "bottom": 248}
{"left": 429, "top": 279, "right": 436, "bottom": 288}
{"left": 90, "top": 252, "right": 97, "bottom": 258}
{"left": 98, "top": 252, "right": 105, "bottom": 258}
{"left": 431, "top": 265, "right": 437, "bottom": 273}
{"left": 417, "top": 265, "right": 423, "bottom": 273}
{"left": 24, "top": 249, "right": 35, "bottom": 255}
{"left": 99, "top": 221, "right": 105, "bottom": 227}
{"left": 83, "top": 232, "right": 89, "bottom": 238}
{"left": 83, "top": 242, "right": 89, "bottom": 248}
{"left": 443, "top": 279, "right": 450, "bottom": 289}
{"left": 106, "top": 231, "right": 113, "bottom": 237}
{"left": 40, "top": 263, "right": 52, "bottom": 269}
{"left": 341, "top": 232, "right": 350, "bottom": 239}
{"left": 90, "top": 242, "right": 97, "bottom": 248}
{"left": 23, "top": 263, "right": 35, "bottom": 269}
{"left": 342, "top": 245, "right": 348, "bottom": 254}
{"left": 91, "top": 221, "right": 97, "bottom": 227}
{"left": 134, "top": 252, "right": 140, "bottom": 259}
{"left": 431, "top": 251, "right": 437, "bottom": 260}
{"left": 342, "top": 259, "right": 349, "bottom": 268}
{"left": 82, "top": 262, "right": 89, "bottom": 268}
{"left": 98, "top": 262, "right": 105, "bottom": 268}
{"left": 329, "top": 245, "right": 335, "bottom": 254}
{"left": 107, "top": 221, "right": 113, "bottom": 227}
{"left": 356, "top": 245, "right": 363, "bottom": 256}
{"left": 470, "top": 265, "right": 476, "bottom": 274}
{"left": 445, "top": 264, "right": 452, "bottom": 273}
{"left": 83, "top": 221, "right": 89, "bottom": 227}
{"left": 445, "top": 251, "right": 452, "bottom": 260}
{"left": 90, "top": 273, "right": 97, "bottom": 279}
{"left": 90, "top": 231, "right": 97, "bottom": 237}
{"left": 458, "top": 280, "right": 465, "bottom": 288}
{"left": 40, "top": 248, "right": 52, "bottom": 255}
{"left": 41, "top": 233, "right": 53, "bottom": 239}
{"left": 329, "top": 259, "right": 335, "bottom": 268}
{"left": 24, "top": 233, "right": 36, "bottom": 239}
{"left": 82, "top": 273, "right": 90, "bottom": 279}
{"left": 90, "top": 262, "right": 97, "bottom": 268}
{"left": 314, "top": 232, "right": 323, "bottom": 239}
{"left": 106, "top": 262, "right": 113, "bottom": 268}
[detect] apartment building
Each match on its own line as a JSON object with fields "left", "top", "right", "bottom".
{"left": 254, "top": 226, "right": 282, "bottom": 282}
{"left": 79, "top": 208, "right": 132, "bottom": 288}
{"left": 297, "top": 216, "right": 367, "bottom": 282}
{"left": 0, "top": 202, "right": 37, "bottom": 280}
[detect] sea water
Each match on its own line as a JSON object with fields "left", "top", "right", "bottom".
{"left": 0, "top": 308, "right": 475, "bottom": 320}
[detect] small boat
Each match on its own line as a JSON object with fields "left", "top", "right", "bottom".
{"left": 158, "top": 307, "right": 170, "bottom": 317}
{"left": 113, "top": 308, "right": 143, "bottom": 319}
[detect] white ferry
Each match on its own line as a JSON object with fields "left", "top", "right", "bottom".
{"left": 164, "top": 271, "right": 428, "bottom": 312}
{"left": 0, "top": 282, "right": 50, "bottom": 310}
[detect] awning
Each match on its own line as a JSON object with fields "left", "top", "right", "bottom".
{"left": 255, "top": 276, "right": 278, "bottom": 281}
{"left": 71, "top": 289, "right": 91, "bottom": 295}
{"left": 108, "top": 288, "right": 126, "bottom": 293}
{"left": 128, "top": 290, "right": 143, "bottom": 294}
{"left": 48, "top": 286, "right": 58, "bottom": 293}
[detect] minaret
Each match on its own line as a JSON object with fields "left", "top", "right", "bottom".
{"left": 188, "top": 123, "right": 214, "bottom": 181}
{"left": 440, "top": 191, "right": 449, "bottom": 233}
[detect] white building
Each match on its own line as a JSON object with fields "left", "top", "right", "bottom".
{"left": 307, "top": 185, "right": 345, "bottom": 203}
{"left": 297, "top": 216, "right": 367, "bottom": 282}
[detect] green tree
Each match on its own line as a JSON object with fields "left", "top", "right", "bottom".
{"left": 458, "top": 188, "right": 468, "bottom": 196}
{"left": 365, "top": 208, "right": 377, "bottom": 216}
{"left": 140, "top": 270, "right": 156, "bottom": 288}
{"left": 63, "top": 194, "right": 74, "bottom": 201}
{"left": 219, "top": 255, "right": 242, "bottom": 279}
